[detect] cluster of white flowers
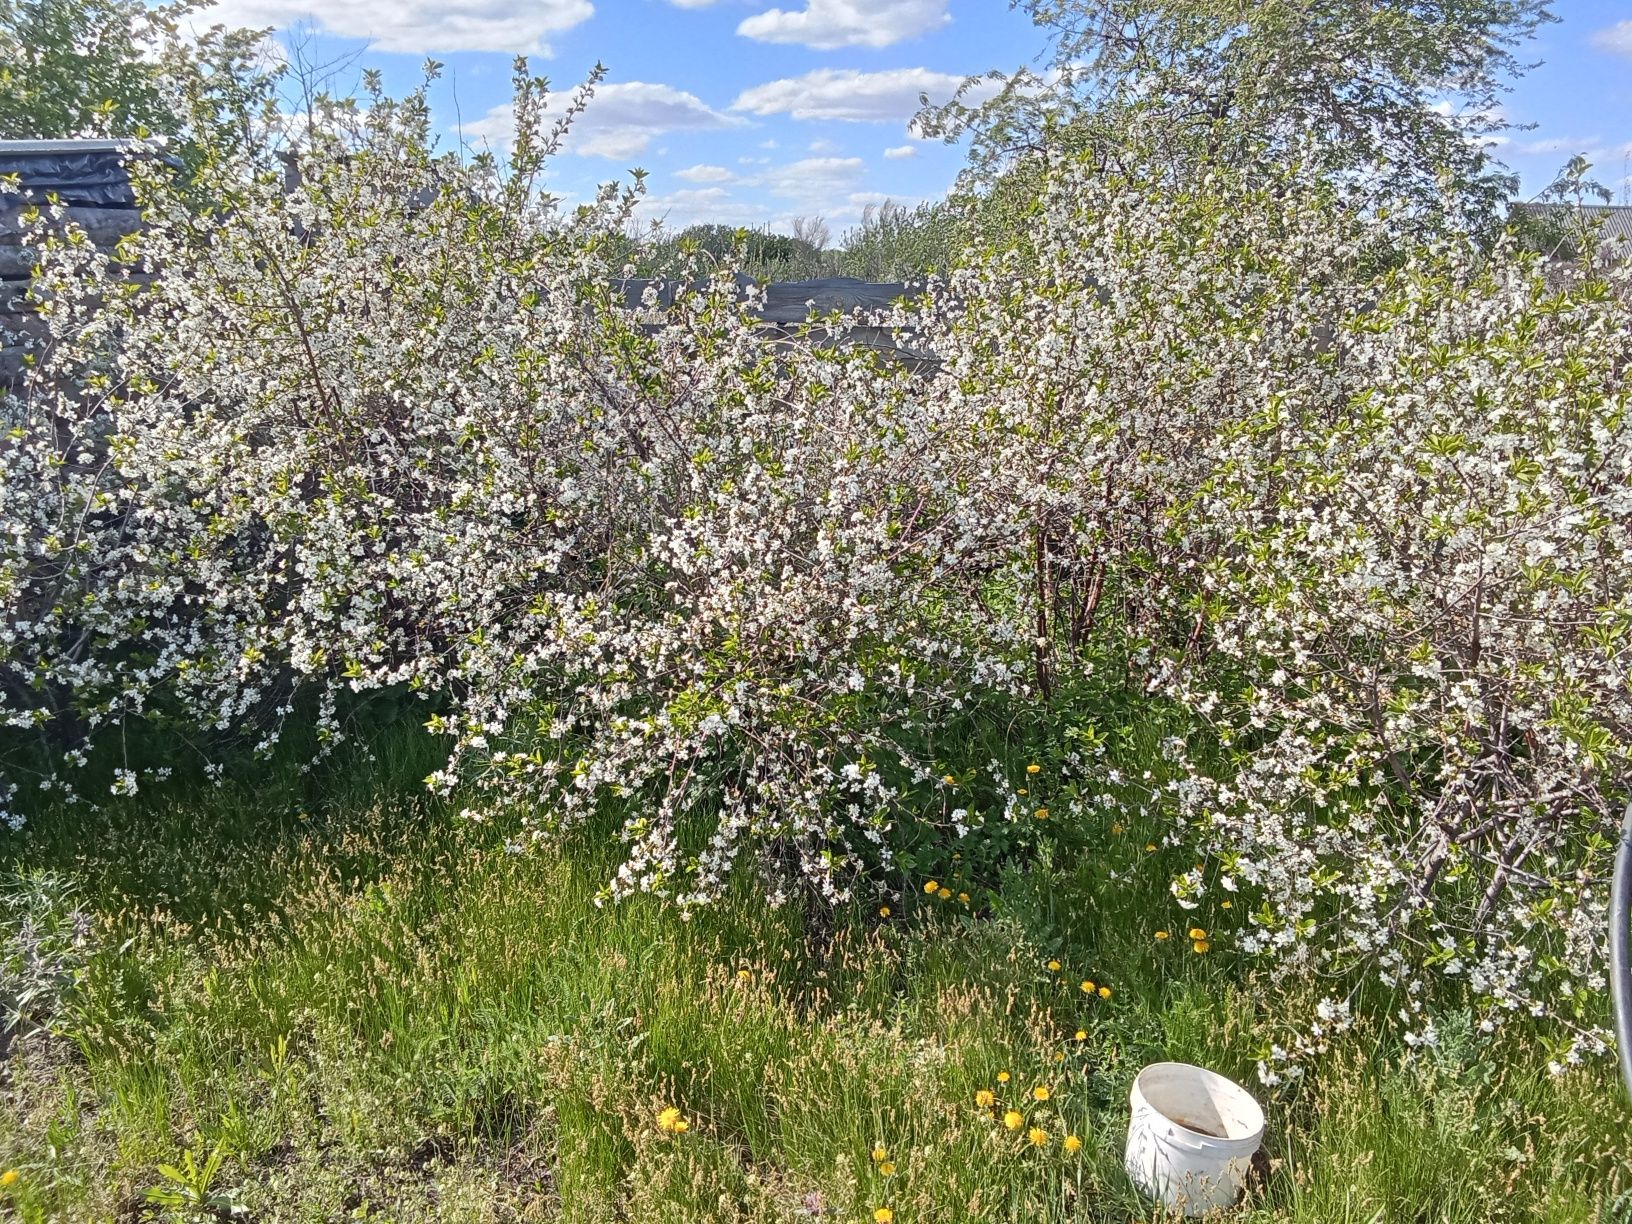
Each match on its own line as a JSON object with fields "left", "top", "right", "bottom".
{"left": 2, "top": 87, "right": 1628, "bottom": 1052}
{"left": 1, "top": 87, "right": 1026, "bottom": 912}
{"left": 930, "top": 160, "right": 1631, "bottom": 1058}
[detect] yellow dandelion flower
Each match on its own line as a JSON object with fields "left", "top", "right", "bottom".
{"left": 1188, "top": 928, "right": 1207, "bottom": 940}
{"left": 1079, "top": 979, "right": 1094, "bottom": 993}
{"left": 1026, "top": 763, "right": 1041, "bottom": 774}
{"left": 1034, "top": 807, "right": 1049, "bottom": 820}
{"left": 974, "top": 1089, "right": 995, "bottom": 1108}
{"left": 0, "top": 1170, "right": 16, "bottom": 1188}
{"left": 874, "top": 1209, "right": 894, "bottom": 1224}
{"left": 736, "top": 968, "right": 752, "bottom": 982}
{"left": 1221, "top": 899, "right": 1233, "bottom": 909}
{"left": 1063, "top": 1134, "right": 1083, "bottom": 1153}
{"left": 1193, "top": 939, "right": 1211, "bottom": 953}
{"left": 937, "top": 885, "right": 953, "bottom": 899}
{"left": 1003, "top": 1110, "right": 1024, "bottom": 1130}
{"left": 996, "top": 1070, "right": 1011, "bottom": 1084}
{"left": 1111, "top": 822, "right": 1124, "bottom": 834}
{"left": 924, "top": 880, "right": 939, "bottom": 894}
{"left": 880, "top": 1161, "right": 897, "bottom": 1176}
{"left": 958, "top": 891, "right": 970, "bottom": 904}
{"left": 1154, "top": 930, "right": 1170, "bottom": 940}
{"left": 871, "top": 1146, "right": 888, "bottom": 1163}
{"left": 1017, "top": 788, "right": 1028, "bottom": 796}
{"left": 879, "top": 905, "right": 891, "bottom": 917}
{"left": 942, "top": 774, "right": 956, "bottom": 786}
{"left": 1046, "top": 959, "right": 1061, "bottom": 972}
{"left": 1098, "top": 985, "right": 1112, "bottom": 999}
{"left": 1028, "top": 1127, "right": 1049, "bottom": 1147}
{"left": 1145, "top": 843, "right": 1157, "bottom": 853}
{"left": 1032, "top": 1085, "right": 1051, "bottom": 1102}
{"left": 657, "top": 1107, "right": 688, "bottom": 1134}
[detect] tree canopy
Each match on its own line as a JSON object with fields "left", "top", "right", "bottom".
{"left": 1, "top": 0, "right": 278, "bottom": 155}
{"left": 923, "top": 0, "right": 1554, "bottom": 226}
{"left": 0, "top": 0, "right": 190, "bottom": 138}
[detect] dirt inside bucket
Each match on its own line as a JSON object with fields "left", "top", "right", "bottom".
{"left": 1164, "top": 1114, "right": 1226, "bottom": 1138}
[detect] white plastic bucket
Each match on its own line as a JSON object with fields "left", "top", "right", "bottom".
{"left": 1124, "top": 1061, "right": 1266, "bottom": 1215}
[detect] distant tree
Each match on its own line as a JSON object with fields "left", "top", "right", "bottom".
{"left": 0, "top": 0, "right": 195, "bottom": 138}
{"left": 836, "top": 199, "right": 961, "bottom": 281}
{"left": 0, "top": 0, "right": 280, "bottom": 183}
{"left": 790, "top": 215, "right": 831, "bottom": 252}
{"left": 922, "top": 0, "right": 1554, "bottom": 228}
{"left": 638, "top": 223, "right": 833, "bottom": 281}
{"left": 1534, "top": 153, "right": 1615, "bottom": 209}
{"left": 638, "top": 204, "right": 969, "bottom": 285}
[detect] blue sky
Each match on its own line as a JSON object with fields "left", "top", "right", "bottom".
{"left": 208, "top": 0, "right": 1632, "bottom": 237}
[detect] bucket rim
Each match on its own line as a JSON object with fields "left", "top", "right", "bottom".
{"left": 1131, "top": 1061, "right": 1266, "bottom": 1144}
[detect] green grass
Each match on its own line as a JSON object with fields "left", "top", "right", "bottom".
{"left": 1, "top": 729, "right": 1630, "bottom": 1222}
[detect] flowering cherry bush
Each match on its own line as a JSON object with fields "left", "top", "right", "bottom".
{"left": 3, "top": 72, "right": 1629, "bottom": 1058}
{"left": 1, "top": 70, "right": 1027, "bottom": 907}
{"left": 922, "top": 157, "right": 1632, "bottom": 1065}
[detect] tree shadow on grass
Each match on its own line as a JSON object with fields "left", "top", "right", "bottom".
{"left": 0, "top": 705, "right": 456, "bottom": 936}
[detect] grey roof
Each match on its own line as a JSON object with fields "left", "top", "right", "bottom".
{"left": 0, "top": 138, "right": 173, "bottom": 208}
{"left": 1512, "top": 203, "right": 1632, "bottom": 243}
{"left": 757, "top": 276, "right": 919, "bottom": 324}
{"left": 0, "top": 138, "right": 163, "bottom": 153}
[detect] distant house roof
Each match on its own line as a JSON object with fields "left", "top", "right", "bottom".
{"left": 1511, "top": 202, "right": 1632, "bottom": 249}
{"left": 0, "top": 137, "right": 172, "bottom": 208}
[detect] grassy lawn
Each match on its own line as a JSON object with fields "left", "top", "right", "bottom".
{"left": 2, "top": 729, "right": 1629, "bottom": 1222}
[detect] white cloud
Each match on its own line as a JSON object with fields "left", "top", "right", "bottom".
{"left": 1515, "top": 136, "right": 1602, "bottom": 157}
{"left": 737, "top": 0, "right": 949, "bottom": 49}
{"left": 808, "top": 137, "right": 840, "bottom": 153}
{"left": 675, "top": 163, "right": 736, "bottom": 183}
{"left": 667, "top": 0, "right": 717, "bottom": 7}
{"left": 207, "top": 0, "right": 591, "bottom": 53}
{"left": 460, "top": 105, "right": 518, "bottom": 147}
{"left": 883, "top": 144, "right": 916, "bottom": 159}
{"left": 463, "top": 81, "right": 740, "bottom": 159}
{"left": 733, "top": 67, "right": 983, "bottom": 124}
{"left": 636, "top": 187, "right": 770, "bottom": 229}
{"left": 756, "top": 156, "right": 866, "bottom": 206}
{"left": 1590, "top": 20, "right": 1632, "bottom": 55}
